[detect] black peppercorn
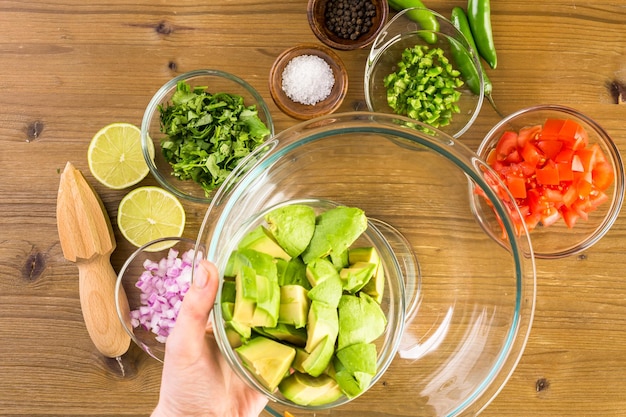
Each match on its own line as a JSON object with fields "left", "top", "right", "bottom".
{"left": 324, "top": 0, "right": 377, "bottom": 41}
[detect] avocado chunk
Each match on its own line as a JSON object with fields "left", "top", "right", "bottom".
{"left": 232, "top": 248, "right": 278, "bottom": 282}
{"left": 333, "top": 342, "right": 377, "bottom": 397}
{"left": 222, "top": 301, "right": 251, "bottom": 348}
{"left": 252, "top": 273, "right": 280, "bottom": 328}
{"left": 361, "top": 261, "right": 385, "bottom": 304}
{"left": 265, "top": 204, "right": 316, "bottom": 258}
{"left": 302, "top": 334, "right": 335, "bottom": 377}
{"left": 348, "top": 246, "right": 384, "bottom": 301}
{"left": 278, "top": 284, "right": 310, "bottom": 329}
{"left": 276, "top": 257, "right": 311, "bottom": 289}
{"left": 222, "top": 301, "right": 252, "bottom": 339}
{"left": 255, "top": 323, "right": 307, "bottom": 347}
{"left": 329, "top": 249, "right": 349, "bottom": 270}
{"left": 305, "top": 257, "right": 343, "bottom": 308}
{"left": 232, "top": 265, "right": 280, "bottom": 328}
{"left": 233, "top": 265, "right": 257, "bottom": 325}
{"left": 305, "top": 257, "right": 339, "bottom": 287}
{"left": 337, "top": 293, "right": 387, "bottom": 350}
{"left": 307, "top": 274, "right": 343, "bottom": 308}
{"left": 305, "top": 301, "right": 338, "bottom": 354}
{"left": 238, "top": 225, "right": 291, "bottom": 261}
{"left": 339, "top": 261, "right": 376, "bottom": 293}
{"left": 279, "top": 372, "right": 343, "bottom": 406}
{"left": 236, "top": 336, "right": 296, "bottom": 392}
{"left": 301, "top": 206, "right": 368, "bottom": 264}
{"left": 292, "top": 346, "right": 309, "bottom": 374}
{"left": 221, "top": 279, "right": 237, "bottom": 303}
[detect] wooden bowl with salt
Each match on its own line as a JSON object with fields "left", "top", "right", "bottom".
{"left": 269, "top": 43, "right": 348, "bottom": 120}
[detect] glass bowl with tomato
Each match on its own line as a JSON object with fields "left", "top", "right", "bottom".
{"left": 473, "top": 104, "right": 625, "bottom": 259}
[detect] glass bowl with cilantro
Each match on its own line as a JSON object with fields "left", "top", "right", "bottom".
{"left": 141, "top": 69, "right": 274, "bottom": 203}
{"left": 364, "top": 7, "right": 484, "bottom": 139}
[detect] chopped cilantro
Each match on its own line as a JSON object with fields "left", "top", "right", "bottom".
{"left": 158, "top": 80, "right": 271, "bottom": 196}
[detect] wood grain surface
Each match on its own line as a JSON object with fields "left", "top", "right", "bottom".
{"left": 1, "top": 1, "right": 626, "bottom": 416}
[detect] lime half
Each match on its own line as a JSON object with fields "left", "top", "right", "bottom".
{"left": 117, "top": 186, "right": 185, "bottom": 250}
{"left": 88, "top": 122, "right": 154, "bottom": 189}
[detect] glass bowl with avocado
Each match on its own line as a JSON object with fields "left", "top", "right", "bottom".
{"left": 196, "top": 112, "right": 536, "bottom": 415}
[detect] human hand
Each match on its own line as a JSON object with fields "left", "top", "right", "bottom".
{"left": 151, "top": 260, "right": 268, "bottom": 417}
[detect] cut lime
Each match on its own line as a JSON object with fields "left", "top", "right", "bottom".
{"left": 117, "top": 186, "right": 186, "bottom": 251}
{"left": 88, "top": 122, "right": 154, "bottom": 189}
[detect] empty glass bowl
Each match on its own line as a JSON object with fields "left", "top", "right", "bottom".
{"left": 474, "top": 104, "right": 625, "bottom": 259}
{"left": 196, "top": 112, "right": 536, "bottom": 415}
{"left": 365, "top": 8, "right": 484, "bottom": 138}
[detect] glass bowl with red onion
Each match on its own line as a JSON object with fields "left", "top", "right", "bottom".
{"left": 115, "top": 236, "right": 205, "bottom": 362}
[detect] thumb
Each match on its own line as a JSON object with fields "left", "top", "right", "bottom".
{"left": 167, "top": 260, "right": 219, "bottom": 353}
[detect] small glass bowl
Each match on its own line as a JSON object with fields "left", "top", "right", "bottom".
{"left": 307, "top": 0, "right": 389, "bottom": 51}
{"left": 197, "top": 112, "right": 536, "bottom": 415}
{"left": 474, "top": 104, "right": 625, "bottom": 259}
{"left": 141, "top": 69, "right": 275, "bottom": 204}
{"left": 115, "top": 237, "right": 205, "bottom": 362}
{"left": 365, "top": 7, "right": 484, "bottom": 138}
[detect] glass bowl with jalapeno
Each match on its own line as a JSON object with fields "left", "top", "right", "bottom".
{"left": 364, "top": 7, "right": 484, "bottom": 138}
{"left": 140, "top": 69, "right": 275, "bottom": 204}
{"left": 473, "top": 104, "right": 625, "bottom": 259}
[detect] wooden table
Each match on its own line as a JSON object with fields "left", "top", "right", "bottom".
{"left": 1, "top": 1, "right": 625, "bottom": 415}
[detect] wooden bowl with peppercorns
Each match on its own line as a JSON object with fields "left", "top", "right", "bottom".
{"left": 307, "top": 0, "right": 389, "bottom": 50}
{"left": 269, "top": 44, "right": 348, "bottom": 120}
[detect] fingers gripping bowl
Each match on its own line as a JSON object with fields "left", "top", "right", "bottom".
{"left": 197, "top": 112, "right": 536, "bottom": 415}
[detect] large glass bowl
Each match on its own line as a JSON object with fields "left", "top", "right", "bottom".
{"left": 365, "top": 8, "right": 484, "bottom": 139}
{"left": 196, "top": 112, "right": 536, "bottom": 416}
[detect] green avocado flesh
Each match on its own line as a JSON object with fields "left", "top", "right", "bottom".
{"left": 224, "top": 203, "right": 387, "bottom": 406}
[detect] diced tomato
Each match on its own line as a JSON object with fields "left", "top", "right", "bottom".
{"left": 541, "top": 119, "right": 566, "bottom": 140}
{"left": 483, "top": 116, "right": 615, "bottom": 234}
{"left": 576, "top": 148, "right": 596, "bottom": 172}
{"left": 554, "top": 148, "right": 574, "bottom": 164}
{"left": 541, "top": 206, "right": 561, "bottom": 227}
{"left": 495, "top": 131, "right": 519, "bottom": 161}
{"left": 521, "top": 141, "right": 545, "bottom": 167}
{"left": 505, "top": 173, "right": 527, "bottom": 199}
{"left": 560, "top": 206, "right": 580, "bottom": 228}
{"left": 536, "top": 140, "right": 563, "bottom": 160}
{"left": 557, "top": 162, "right": 574, "bottom": 181}
{"left": 592, "top": 161, "right": 614, "bottom": 191}
{"left": 536, "top": 161, "right": 560, "bottom": 186}
{"left": 517, "top": 125, "right": 542, "bottom": 147}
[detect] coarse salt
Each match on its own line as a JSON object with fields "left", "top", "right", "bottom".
{"left": 281, "top": 54, "right": 335, "bottom": 106}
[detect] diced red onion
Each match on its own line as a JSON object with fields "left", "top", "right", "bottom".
{"left": 129, "top": 247, "right": 203, "bottom": 343}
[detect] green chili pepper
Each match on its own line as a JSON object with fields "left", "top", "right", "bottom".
{"left": 451, "top": 6, "right": 503, "bottom": 116}
{"left": 467, "top": 0, "right": 497, "bottom": 69}
{"left": 387, "top": 0, "right": 440, "bottom": 44}
{"left": 450, "top": 6, "right": 491, "bottom": 97}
